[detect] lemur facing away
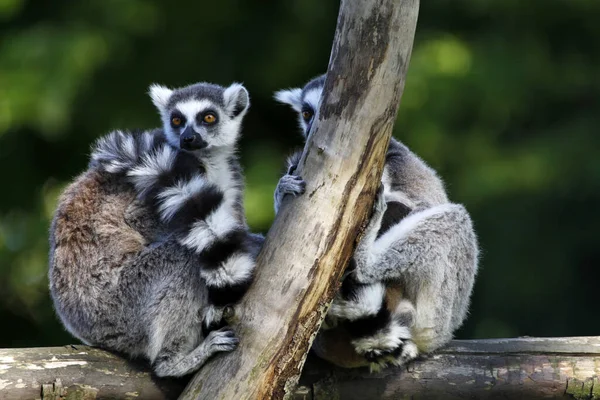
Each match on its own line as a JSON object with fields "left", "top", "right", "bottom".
{"left": 49, "top": 82, "right": 263, "bottom": 377}
{"left": 274, "top": 75, "right": 479, "bottom": 370}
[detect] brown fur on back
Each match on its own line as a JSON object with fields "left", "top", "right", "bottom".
{"left": 49, "top": 169, "right": 148, "bottom": 328}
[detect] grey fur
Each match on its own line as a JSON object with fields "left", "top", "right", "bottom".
{"left": 274, "top": 76, "right": 479, "bottom": 369}
{"left": 166, "top": 83, "right": 226, "bottom": 110}
{"left": 273, "top": 159, "right": 305, "bottom": 214}
{"left": 49, "top": 82, "right": 263, "bottom": 377}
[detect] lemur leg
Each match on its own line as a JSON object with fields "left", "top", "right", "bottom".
{"left": 326, "top": 188, "right": 418, "bottom": 369}
{"left": 153, "top": 327, "right": 238, "bottom": 377}
{"left": 353, "top": 202, "right": 478, "bottom": 354}
{"left": 108, "top": 240, "right": 239, "bottom": 377}
{"left": 273, "top": 165, "right": 305, "bottom": 214}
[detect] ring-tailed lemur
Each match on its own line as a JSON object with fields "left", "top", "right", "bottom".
{"left": 49, "top": 82, "right": 263, "bottom": 377}
{"left": 274, "top": 75, "right": 479, "bottom": 370}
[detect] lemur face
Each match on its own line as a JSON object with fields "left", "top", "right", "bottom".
{"left": 149, "top": 82, "right": 250, "bottom": 151}
{"left": 274, "top": 74, "right": 326, "bottom": 137}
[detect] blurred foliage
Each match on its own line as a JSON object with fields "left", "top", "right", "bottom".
{"left": 0, "top": 0, "right": 599, "bottom": 348}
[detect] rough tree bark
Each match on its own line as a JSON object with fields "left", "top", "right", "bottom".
{"left": 178, "top": 1, "right": 420, "bottom": 399}
{"left": 1, "top": 337, "right": 599, "bottom": 399}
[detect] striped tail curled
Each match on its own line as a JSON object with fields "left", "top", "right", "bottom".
{"left": 89, "top": 129, "right": 166, "bottom": 174}
{"left": 124, "top": 140, "right": 259, "bottom": 334}
{"left": 329, "top": 269, "right": 417, "bottom": 371}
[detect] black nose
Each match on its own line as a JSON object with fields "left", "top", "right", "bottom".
{"left": 180, "top": 127, "right": 208, "bottom": 150}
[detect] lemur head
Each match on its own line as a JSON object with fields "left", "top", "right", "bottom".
{"left": 274, "top": 74, "right": 325, "bottom": 137}
{"left": 149, "top": 82, "right": 250, "bottom": 152}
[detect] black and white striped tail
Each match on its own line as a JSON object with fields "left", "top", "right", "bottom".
{"left": 89, "top": 129, "right": 166, "bottom": 174}
{"left": 329, "top": 200, "right": 416, "bottom": 368}
{"left": 91, "top": 130, "right": 259, "bottom": 334}
{"left": 122, "top": 139, "right": 258, "bottom": 334}
{"left": 330, "top": 270, "right": 416, "bottom": 369}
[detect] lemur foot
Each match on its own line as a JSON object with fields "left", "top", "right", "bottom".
{"left": 351, "top": 314, "right": 417, "bottom": 372}
{"left": 352, "top": 323, "right": 407, "bottom": 362}
{"left": 204, "top": 327, "right": 239, "bottom": 354}
{"left": 363, "top": 339, "right": 419, "bottom": 372}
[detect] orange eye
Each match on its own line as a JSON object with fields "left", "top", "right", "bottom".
{"left": 203, "top": 113, "right": 217, "bottom": 124}
{"left": 302, "top": 110, "right": 312, "bottom": 121}
{"left": 172, "top": 117, "right": 182, "bottom": 126}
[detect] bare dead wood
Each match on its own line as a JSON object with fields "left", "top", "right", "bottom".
{"left": 1, "top": 337, "right": 599, "bottom": 399}
{"left": 177, "top": 1, "right": 420, "bottom": 399}
{"left": 301, "top": 336, "right": 600, "bottom": 400}
{"left": 0, "top": 345, "right": 187, "bottom": 400}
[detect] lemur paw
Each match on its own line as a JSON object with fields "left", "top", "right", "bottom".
{"left": 364, "top": 339, "right": 419, "bottom": 372}
{"left": 205, "top": 327, "right": 239, "bottom": 354}
{"left": 278, "top": 174, "right": 306, "bottom": 197}
{"left": 352, "top": 319, "right": 416, "bottom": 371}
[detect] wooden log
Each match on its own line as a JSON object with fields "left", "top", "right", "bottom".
{"left": 178, "top": 1, "right": 420, "bottom": 399}
{"left": 0, "top": 345, "right": 187, "bottom": 400}
{"left": 302, "top": 336, "right": 600, "bottom": 400}
{"left": 1, "top": 337, "right": 599, "bottom": 399}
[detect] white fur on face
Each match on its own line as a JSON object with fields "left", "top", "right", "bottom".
{"left": 176, "top": 99, "right": 214, "bottom": 122}
{"left": 164, "top": 99, "right": 242, "bottom": 150}
{"left": 302, "top": 88, "right": 322, "bottom": 112}
{"left": 299, "top": 87, "right": 323, "bottom": 136}
{"left": 210, "top": 118, "right": 242, "bottom": 149}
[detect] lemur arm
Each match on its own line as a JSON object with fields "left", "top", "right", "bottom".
{"left": 274, "top": 150, "right": 305, "bottom": 214}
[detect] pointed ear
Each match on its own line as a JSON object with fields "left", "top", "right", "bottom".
{"left": 274, "top": 88, "right": 302, "bottom": 112}
{"left": 223, "top": 83, "right": 250, "bottom": 118}
{"left": 148, "top": 84, "right": 173, "bottom": 111}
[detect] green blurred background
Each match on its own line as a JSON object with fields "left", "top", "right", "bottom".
{"left": 0, "top": 0, "right": 598, "bottom": 348}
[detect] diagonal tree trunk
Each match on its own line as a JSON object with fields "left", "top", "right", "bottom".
{"left": 178, "top": 1, "right": 420, "bottom": 399}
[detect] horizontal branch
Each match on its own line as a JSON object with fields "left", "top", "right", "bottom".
{"left": 1, "top": 337, "right": 599, "bottom": 399}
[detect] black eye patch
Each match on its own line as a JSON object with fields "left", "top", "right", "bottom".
{"left": 170, "top": 112, "right": 186, "bottom": 129}
{"left": 301, "top": 105, "right": 314, "bottom": 121}
{"left": 196, "top": 110, "right": 219, "bottom": 126}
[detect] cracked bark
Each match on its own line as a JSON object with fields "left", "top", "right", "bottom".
{"left": 1, "top": 337, "right": 599, "bottom": 399}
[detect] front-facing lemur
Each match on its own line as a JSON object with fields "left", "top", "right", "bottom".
{"left": 274, "top": 75, "right": 479, "bottom": 370}
{"left": 49, "top": 82, "right": 263, "bottom": 377}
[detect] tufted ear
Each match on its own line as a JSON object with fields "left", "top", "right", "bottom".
{"left": 274, "top": 88, "right": 302, "bottom": 112}
{"left": 223, "top": 83, "right": 250, "bottom": 118}
{"left": 148, "top": 84, "right": 173, "bottom": 112}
